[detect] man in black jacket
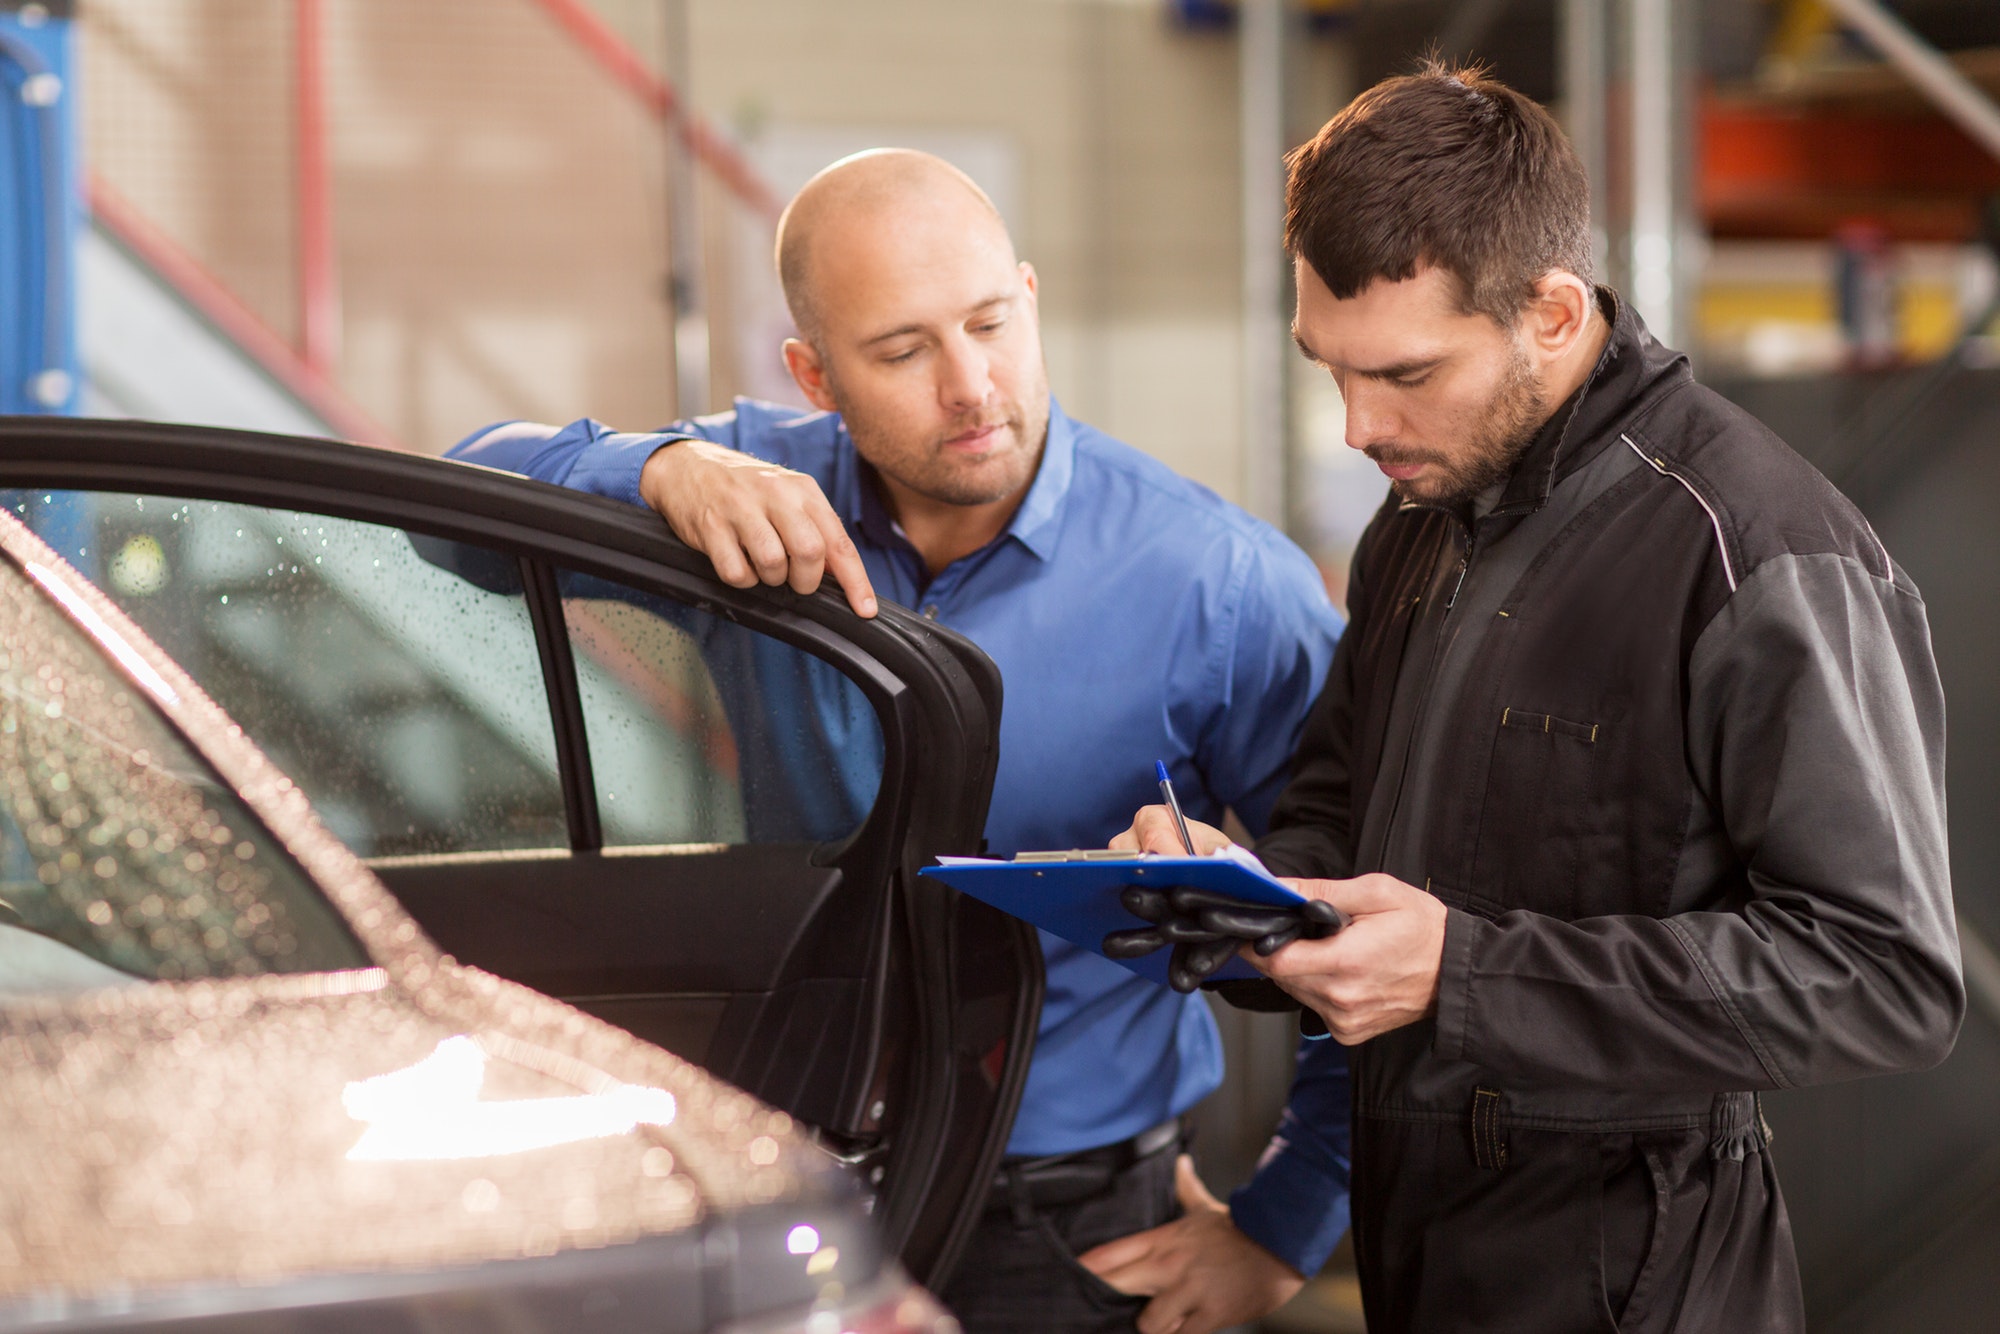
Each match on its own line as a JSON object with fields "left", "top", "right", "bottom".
{"left": 1116, "top": 63, "right": 1962, "bottom": 1332}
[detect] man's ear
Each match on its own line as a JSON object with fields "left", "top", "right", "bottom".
{"left": 1522, "top": 271, "right": 1595, "bottom": 363}
{"left": 783, "top": 338, "right": 839, "bottom": 413}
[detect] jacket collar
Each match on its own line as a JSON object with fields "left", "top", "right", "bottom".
{"left": 1489, "top": 288, "right": 1689, "bottom": 517}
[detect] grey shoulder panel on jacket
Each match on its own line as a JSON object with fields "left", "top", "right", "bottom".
{"left": 1620, "top": 380, "right": 1899, "bottom": 593}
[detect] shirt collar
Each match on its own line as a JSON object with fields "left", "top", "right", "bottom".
{"left": 1000, "top": 400, "right": 1076, "bottom": 561}
{"left": 832, "top": 397, "right": 1076, "bottom": 563}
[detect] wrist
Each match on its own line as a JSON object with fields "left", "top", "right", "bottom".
{"left": 636, "top": 438, "right": 694, "bottom": 512}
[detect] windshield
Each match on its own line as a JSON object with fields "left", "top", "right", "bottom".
{"left": 0, "top": 552, "right": 369, "bottom": 998}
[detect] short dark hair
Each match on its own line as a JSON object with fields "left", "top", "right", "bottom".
{"left": 1285, "top": 61, "right": 1593, "bottom": 324}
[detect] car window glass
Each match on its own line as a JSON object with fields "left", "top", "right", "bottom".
{"left": 560, "top": 572, "right": 885, "bottom": 845}
{"left": 0, "top": 552, "right": 369, "bottom": 992}
{"left": 8, "top": 492, "right": 566, "bottom": 858}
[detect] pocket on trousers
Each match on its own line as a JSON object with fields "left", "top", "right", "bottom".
{"left": 1597, "top": 1138, "right": 1660, "bottom": 1329}
{"left": 1608, "top": 1133, "right": 1714, "bottom": 1334}
{"left": 1035, "top": 1218, "right": 1150, "bottom": 1315}
{"left": 1400, "top": 1125, "right": 1618, "bottom": 1333}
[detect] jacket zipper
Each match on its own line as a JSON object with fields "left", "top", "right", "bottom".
{"left": 1445, "top": 525, "right": 1473, "bottom": 609}
{"left": 1369, "top": 511, "right": 1478, "bottom": 879}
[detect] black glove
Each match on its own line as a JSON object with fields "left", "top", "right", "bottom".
{"left": 1103, "top": 885, "right": 1346, "bottom": 994}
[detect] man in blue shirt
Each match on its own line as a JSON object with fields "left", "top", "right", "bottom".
{"left": 452, "top": 149, "right": 1349, "bottom": 1334}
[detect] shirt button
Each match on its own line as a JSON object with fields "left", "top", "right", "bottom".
{"left": 922, "top": 604, "right": 940, "bottom": 620}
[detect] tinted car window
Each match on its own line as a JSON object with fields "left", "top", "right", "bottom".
{"left": 0, "top": 554, "right": 368, "bottom": 992}
{"left": 9, "top": 492, "right": 566, "bottom": 857}
{"left": 563, "top": 574, "right": 884, "bottom": 846}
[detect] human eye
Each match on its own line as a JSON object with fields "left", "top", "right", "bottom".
{"left": 881, "top": 345, "right": 923, "bottom": 366}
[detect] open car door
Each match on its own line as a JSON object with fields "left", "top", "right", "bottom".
{"left": 0, "top": 417, "right": 1041, "bottom": 1287}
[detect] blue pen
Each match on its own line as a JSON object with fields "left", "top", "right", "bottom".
{"left": 1155, "top": 760, "right": 1198, "bottom": 855}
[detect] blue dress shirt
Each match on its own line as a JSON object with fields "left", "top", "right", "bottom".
{"left": 451, "top": 397, "right": 1353, "bottom": 1275}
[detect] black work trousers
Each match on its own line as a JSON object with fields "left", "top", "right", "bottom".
{"left": 1354, "top": 1113, "right": 1805, "bottom": 1332}
{"left": 941, "top": 1144, "right": 1180, "bottom": 1334}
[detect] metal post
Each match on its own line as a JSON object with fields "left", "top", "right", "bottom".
{"left": 0, "top": 0, "right": 78, "bottom": 415}
{"left": 295, "top": 0, "right": 340, "bottom": 375}
{"left": 1240, "top": 0, "right": 1287, "bottom": 527}
{"left": 1560, "top": 0, "right": 1610, "bottom": 280}
{"left": 1626, "top": 0, "right": 1679, "bottom": 346}
{"left": 662, "top": 0, "right": 710, "bottom": 419}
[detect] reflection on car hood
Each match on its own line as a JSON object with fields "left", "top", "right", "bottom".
{"left": 0, "top": 961, "right": 838, "bottom": 1298}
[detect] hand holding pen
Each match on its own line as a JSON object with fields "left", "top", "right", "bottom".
{"left": 1106, "top": 762, "right": 1347, "bottom": 993}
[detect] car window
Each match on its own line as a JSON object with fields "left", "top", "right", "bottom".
{"left": 560, "top": 573, "right": 885, "bottom": 845}
{"left": 8, "top": 492, "right": 567, "bottom": 858}
{"left": 0, "top": 552, "right": 369, "bottom": 994}
{"left": 6, "top": 492, "right": 887, "bottom": 858}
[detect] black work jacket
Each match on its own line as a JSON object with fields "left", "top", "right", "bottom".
{"left": 1253, "top": 294, "right": 1962, "bottom": 1328}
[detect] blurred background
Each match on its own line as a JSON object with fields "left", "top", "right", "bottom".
{"left": 6, "top": 0, "right": 2000, "bottom": 1329}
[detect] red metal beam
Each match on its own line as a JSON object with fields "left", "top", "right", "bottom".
{"left": 86, "top": 174, "right": 402, "bottom": 451}
{"left": 295, "top": 0, "right": 341, "bottom": 373}
{"left": 1703, "top": 94, "right": 2000, "bottom": 240}
{"left": 525, "top": 0, "right": 784, "bottom": 220}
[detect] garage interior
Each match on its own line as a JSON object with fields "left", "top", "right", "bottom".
{"left": 5, "top": 1, "right": 2000, "bottom": 1330}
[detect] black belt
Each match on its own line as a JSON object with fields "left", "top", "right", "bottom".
{"left": 990, "top": 1118, "right": 1184, "bottom": 1216}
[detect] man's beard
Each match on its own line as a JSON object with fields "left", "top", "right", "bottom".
{"left": 834, "top": 366, "right": 1051, "bottom": 507}
{"left": 1369, "top": 343, "right": 1548, "bottom": 507}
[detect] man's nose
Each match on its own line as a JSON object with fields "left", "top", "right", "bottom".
{"left": 1342, "top": 382, "right": 1397, "bottom": 450}
{"left": 937, "top": 335, "right": 994, "bottom": 410}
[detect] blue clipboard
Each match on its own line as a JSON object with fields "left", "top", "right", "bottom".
{"left": 918, "top": 851, "right": 1307, "bottom": 988}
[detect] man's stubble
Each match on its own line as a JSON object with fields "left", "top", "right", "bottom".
{"left": 1371, "top": 339, "right": 1548, "bottom": 508}
{"left": 830, "top": 358, "right": 1052, "bottom": 509}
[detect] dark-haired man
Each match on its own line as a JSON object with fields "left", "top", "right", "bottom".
{"left": 1117, "top": 65, "right": 1961, "bottom": 1331}
{"left": 451, "top": 149, "right": 1350, "bottom": 1333}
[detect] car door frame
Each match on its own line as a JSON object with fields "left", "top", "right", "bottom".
{"left": 0, "top": 415, "right": 1041, "bottom": 1287}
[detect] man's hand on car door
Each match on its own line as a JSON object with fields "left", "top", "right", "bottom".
{"left": 637, "top": 439, "right": 879, "bottom": 617}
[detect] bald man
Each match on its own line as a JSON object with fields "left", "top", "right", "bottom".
{"left": 449, "top": 150, "right": 1350, "bottom": 1334}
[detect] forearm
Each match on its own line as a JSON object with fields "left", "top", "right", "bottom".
{"left": 447, "top": 418, "right": 701, "bottom": 506}
{"left": 1435, "top": 902, "right": 1962, "bottom": 1092}
{"left": 1227, "top": 1038, "right": 1351, "bottom": 1276}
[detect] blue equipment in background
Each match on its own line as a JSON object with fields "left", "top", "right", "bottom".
{"left": 0, "top": 1, "right": 78, "bottom": 416}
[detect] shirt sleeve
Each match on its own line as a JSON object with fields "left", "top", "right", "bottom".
{"left": 1197, "top": 530, "right": 1344, "bottom": 837}
{"left": 1432, "top": 552, "right": 1963, "bottom": 1092}
{"left": 445, "top": 415, "right": 736, "bottom": 507}
{"left": 1227, "top": 1036, "right": 1352, "bottom": 1277}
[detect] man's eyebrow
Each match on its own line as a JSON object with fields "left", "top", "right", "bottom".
{"left": 862, "top": 322, "right": 927, "bottom": 347}
{"left": 1291, "top": 336, "right": 1447, "bottom": 381}
{"left": 1354, "top": 356, "right": 1445, "bottom": 381}
{"left": 862, "top": 293, "right": 1014, "bottom": 347}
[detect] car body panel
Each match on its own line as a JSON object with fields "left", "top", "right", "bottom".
{"left": 0, "top": 503, "right": 897, "bottom": 1329}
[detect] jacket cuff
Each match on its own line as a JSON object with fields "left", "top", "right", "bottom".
{"left": 1432, "top": 906, "right": 1492, "bottom": 1064}
{"left": 1228, "top": 1152, "right": 1350, "bottom": 1279}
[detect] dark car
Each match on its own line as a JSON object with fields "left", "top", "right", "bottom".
{"left": 0, "top": 418, "right": 1042, "bottom": 1324}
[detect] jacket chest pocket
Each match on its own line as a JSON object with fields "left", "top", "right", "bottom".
{"left": 1471, "top": 707, "right": 1603, "bottom": 919}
